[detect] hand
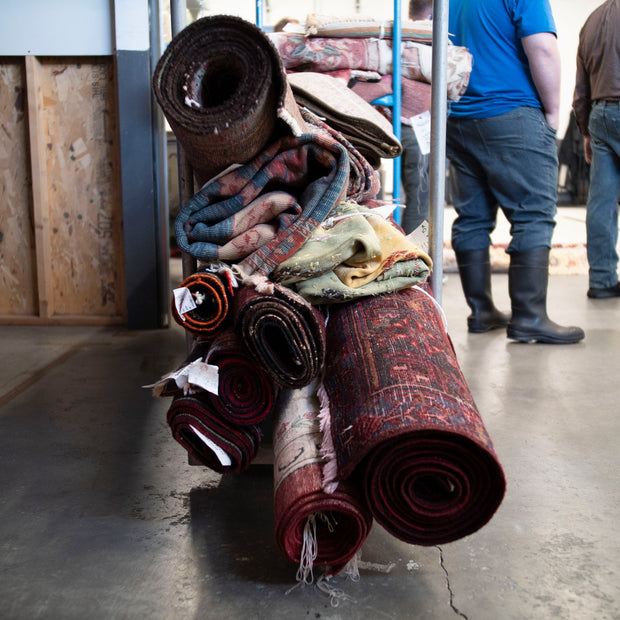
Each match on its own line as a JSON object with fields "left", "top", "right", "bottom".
{"left": 544, "top": 111, "right": 559, "bottom": 131}
{"left": 583, "top": 135, "right": 592, "bottom": 165}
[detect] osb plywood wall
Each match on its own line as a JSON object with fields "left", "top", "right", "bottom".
{"left": 0, "top": 56, "right": 125, "bottom": 325}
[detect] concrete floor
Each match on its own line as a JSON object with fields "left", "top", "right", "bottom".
{"left": 1, "top": 263, "right": 619, "bottom": 619}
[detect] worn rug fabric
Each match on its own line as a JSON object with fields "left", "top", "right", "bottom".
{"left": 273, "top": 382, "right": 373, "bottom": 576}
{"left": 204, "top": 328, "right": 277, "bottom": 426}
{"left": 272, "top": 200, "right": 432, "bottom": 303}
{"left": 321, "top": 286, "right": 506, "bottom": 545}
{"left": 269, "top": 33, "right": 471, "bottom": 101}
{"left": 170, "top": 270, "right": 234, "bottom": 337}
{"left": 304, "top": 14, "right": 434, "bottom": 42}
{"left": 233, "top": 283, "right": 326, "bottom": 389}
{"left": 166, "top": 393, "right": 261, "bottom": 474}
{"left": 288, "top": 71, "right": 402, "bottom": 165}
{"left": 152, "top": 15, "right": 306, "bottom": 186}
{"left": 175, "top": 130, "right": 351, "bottom": 277}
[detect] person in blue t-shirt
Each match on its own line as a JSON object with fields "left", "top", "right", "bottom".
{"left": 446, "top": 0, "right": 584, "bottom": 344}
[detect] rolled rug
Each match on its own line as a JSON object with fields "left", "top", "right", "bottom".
{"left": 166, "top": 393, "right": 261, "bottom": 474}
{"left": 174, "top": 130, "right": 352, "bottom": 276}
{"left": 234, "top": 283, "right": 326, "bottom": 389}
{"left": 171, "top": 270, "right": 233, "bottom": 337}
{"left": 152, "top": 15, "right": 306, "bottom": 186}
{"left": 273, "top": 382, "right": 373, "bottom": 577}
{"left": 288, "top": 72, "right": 402, "bottom": 165}
{"left": 205, "top": 328, "right": 277, "bottom": 426}
{"left": 321, "top": 286, "right": 506, "bottom": 546}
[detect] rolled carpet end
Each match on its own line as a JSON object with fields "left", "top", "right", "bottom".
{"left": 234, "top": 283, "right": 326, "bottom": 389}
{"left": 152, "top": 14, "right": 305, "bottom": 185}
{"left": 323, "top": 286, "right": 506, "bottom": 546}
{"left": 166, "top": 393, "right": 261, "bottom": 474}
{"left": 171, "top": 271, "right": 233, "bottom": 336}
{"left": 205, "top": 328, "right": 278, "bottom": 426}
{"left": 273, "top": 383, "right": 373, "bottom": 575}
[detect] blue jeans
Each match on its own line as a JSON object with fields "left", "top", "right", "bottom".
{"left": 446, "top": 106, "right": 558, "bottom": 254}
{"left": 586, "top": 101, "right": 620, "bottom": 288}
{"left": 400, "top": 123, "right": 430, "bottom": 234}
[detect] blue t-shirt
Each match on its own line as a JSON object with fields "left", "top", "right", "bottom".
{"left": 448, "top": 0, "right": 557, "bottom": 118}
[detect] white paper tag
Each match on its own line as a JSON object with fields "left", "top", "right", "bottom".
{"left": 186, "top": 360, "right": 219, "bottom": 395}
{"left": 142, "top": 359, "right": 218, "bottom": 396}
{"left": 411, "top": 110, "right": 431, "bottom": 155}
{"left": 172, "top": 287, "right": 197, "bottom": 320}
{"left": 189, "top": 424, "right": 232, "bottom": 467}
{"left": 368, "top": 203, "right": 398, "bottom": 219}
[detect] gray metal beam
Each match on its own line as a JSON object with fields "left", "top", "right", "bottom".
{"left": 428, "top": 0, "right": 449, "bottom": 304}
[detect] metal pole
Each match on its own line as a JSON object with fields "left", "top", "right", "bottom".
{"left": 428, "top": 0, "right": 448, "bottom": 304}
{"left": 170, "top": 0, "right": 186, "bottom": 37}
{"left": 169, "top": 0, "right": 196, "bottom": 353}
{"left": 392, "top": 0, "right": 402, "bottom": 220}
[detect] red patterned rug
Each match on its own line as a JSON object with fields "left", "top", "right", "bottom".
{"left": 203, "top": 328, "right": 278, "bottom": 426}
{"left": 166, "top": 393, "right": 261, "bottom": 474}
{"left": 273, "top": 382, "right": 372, "bottom": 577}
{"left": 321, "top": 285, "right": 506, "bottom": 545}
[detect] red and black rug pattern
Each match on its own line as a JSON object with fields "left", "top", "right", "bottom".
{"left": 323, "top": 286, "right": 506, "bottom": 545}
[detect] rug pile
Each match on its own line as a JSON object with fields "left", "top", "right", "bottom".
{"left": 148, "top": 14, "right": 505, "bottom": 585}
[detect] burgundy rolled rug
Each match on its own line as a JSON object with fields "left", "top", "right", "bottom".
{"left": 166, "top": 393, "right": 260, "bottom": 473}
{"left": 205, "top": 328, "right": 277, "bottom": 426}
{"left": 321, "top": 285, "right": 506, "bottom": 545}
{"left": 273, "top": 383, "right": 373, "bottom": 576}
{"left": 233, "top": 283, "right": 326, "bottom": 389}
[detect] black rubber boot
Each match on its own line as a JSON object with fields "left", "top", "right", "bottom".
{"left": 507, "top": 248, "right": 585, "bottom": 344}
{"left": 455, "top": 248, "right": 510, "bottom": 333}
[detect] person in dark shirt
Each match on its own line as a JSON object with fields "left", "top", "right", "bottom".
{"left": 573, "top": 0, "right": 620, "bottom": 299}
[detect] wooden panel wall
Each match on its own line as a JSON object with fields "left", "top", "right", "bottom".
{"left": 0, "top": 56, "right": 126, "bottom": 325}
{"left": 0, "top": 61, "right": 37, "bottom": 316}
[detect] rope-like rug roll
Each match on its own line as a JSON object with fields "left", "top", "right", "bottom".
{"left": 204, "top": 328, "right": 277, "bottom": 426}
{"left": 321, "top": 286, "right": 506, "bottom": 545}
{"left": 234, "top": 283, "right": 326, "bottom": 389}
{"left": 273, "top": 382, "right": 373, "bottom": 576}
{"left": 152, "top": 15, "right": 305, "bottom": 186}
{"left": 171, "top": 271, "right": 233, "bottom": 337}
{"left": 166, "top": 393, "right": 260, "bottom": 473}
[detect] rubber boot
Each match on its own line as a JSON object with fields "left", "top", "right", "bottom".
{"left": 507, "top": 248, "right": 585, "bottom": 344}
{"left": 455, "top": 248, "right": 510, "bottom": 333}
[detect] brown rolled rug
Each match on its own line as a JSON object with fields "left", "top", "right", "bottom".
{"left": 152, "top": 14, "right": 306, "bottom": 186}
{"left": 273, "top": 382, "right": 373, "bottom": 577}
{"left": 234, "top": 283, "right": 326, "bottom": 389}
{"left": 320, "top": 285, "right": 506, "bottom": 546}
